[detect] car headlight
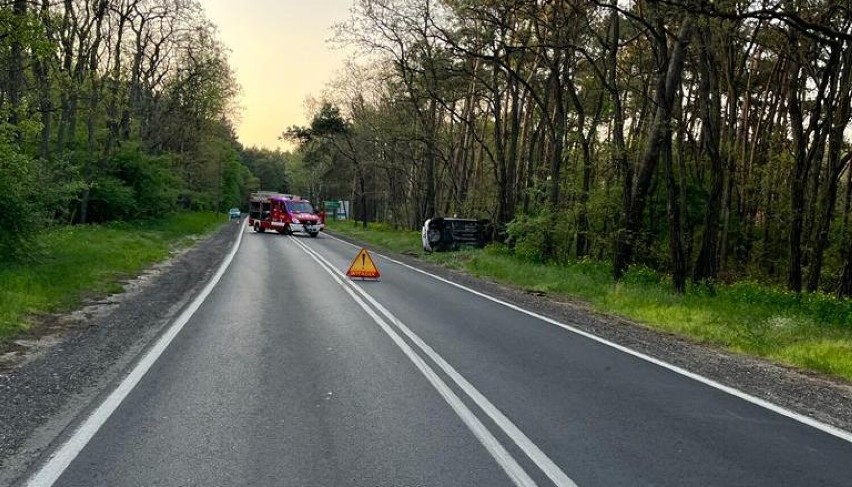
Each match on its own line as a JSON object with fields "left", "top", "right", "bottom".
{"left": 292, "top": 218, "right": 300, "bottom": 224}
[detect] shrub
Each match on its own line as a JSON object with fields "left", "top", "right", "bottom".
{"left": 506, "top": 212, "right": 552, "bottom": 262}
{"left": 0, "top": 142, "right": 40, "bottom": 261}
{"left": 622, "top": 265, "right": 663, "bottom": 286}
{"left": 88, "top": 175, "right": 137, "bottom": 222}
{"left": 114, "top": 149, "right": 181, "bottom": 218}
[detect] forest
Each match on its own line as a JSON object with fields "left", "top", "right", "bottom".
{"left": 287, "top": 0, "right": 852, "bottom": 296}
{"left": 0, "top": 0, "right": 293, "bottom": 261}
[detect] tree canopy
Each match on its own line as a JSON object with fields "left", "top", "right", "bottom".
{"left": 0, "top": 0, "right": 266, "bottom": 260}
{"left": 291, "top": 0, "right": 852, "bottom": 296}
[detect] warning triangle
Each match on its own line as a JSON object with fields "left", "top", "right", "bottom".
{"left": 346, "top": 248, "right": 381, "bottom": 280}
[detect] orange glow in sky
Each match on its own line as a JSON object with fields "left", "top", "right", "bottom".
{"left": 202, "top": 0, "right": 352, "bottom": 150}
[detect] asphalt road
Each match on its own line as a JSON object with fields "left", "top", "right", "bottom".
{"left": 31, "top": 227, "right": 852, "bottom": 486}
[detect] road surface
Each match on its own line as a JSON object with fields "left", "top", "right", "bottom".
{"left": 28, "top": 227, "right": 852, "bottom": 486}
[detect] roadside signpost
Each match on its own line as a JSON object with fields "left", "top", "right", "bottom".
{"left": 346, "top": 248, "right": 381, "bottom": 280}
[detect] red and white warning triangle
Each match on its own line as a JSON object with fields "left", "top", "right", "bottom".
{"left": 346, "top": 248, "right": 381, "bottom": 280}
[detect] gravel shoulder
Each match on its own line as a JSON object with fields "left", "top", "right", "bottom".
{"left": 0, "top": 220, "right": 241, "bottom": 485}
{"left": 327, "top": 231, "right": 852, "bottom": 435}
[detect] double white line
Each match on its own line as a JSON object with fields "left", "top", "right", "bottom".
{"left": 288, "top": 236, "right": 577, "bottom": 487}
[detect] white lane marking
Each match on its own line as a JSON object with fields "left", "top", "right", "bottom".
{"left": 287, "top": 238, "right": 537, "bottom": 487}
{"left": 322, "top": 232, "right": 852, "bottom": 444}
{"left": 292, "top": 238, "right": 576, "bottom": 486}
{"left": 26, "top": 220, "right": 249, "bottom": 487}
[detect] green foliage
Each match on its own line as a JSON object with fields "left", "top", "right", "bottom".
{"left": 622, "top": 265, "right": 663, "bottom": 286}
{"left": 221, "top": 155, "right": 257, "bottom": 211}
{"left": 34, "top": 154, "right": 86, "bottom": 224}
{"left": 324, "top": 220, "right": 421, "bottom": 254}
{"left": 506, "top": 213, "right": 552, "bottom": 262}
{"left": 0, "top": 140, "right": 40, "bottom": 261}
{"left": 505, "top": 212, "right": 580, "bottom": 263}
{"left": 114, "top": 149, "right": 181, "bottom": 218}
{"left": 0, "top": 212, "right": 224, "bottom": 338}
{"left": 84, "top": 148, "right": 186, "bottom": 222}
{"left": 88, "top": 175, "right": 137, "bottom": 221}
{"left": 240, "top": 147, "right": 287, "bottom": 195}
{"left": 0, "top": 0, "right": 256, "bottom": 237}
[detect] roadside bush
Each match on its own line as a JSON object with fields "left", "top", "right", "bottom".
{"left": 506, "top": 213, "right": 552, "bottom": 262}
{"left": 0, "top": 142, "right": 40, "bottom": 261}
{"left": 35, "top": 154, "right": 85, "bottom": 225}
{"left": 483, "top": 242, "right": 512, "bottom": 256}
{"left": 114, "top": 149, "right": 181, "bottom": 218}
{"left": 88, "top": 175, "right": 136, "bottom": 222}
{"left": 622, "top": 265, "right": 663, "bottom": 286}
{"left": 506, "top": 211, "right": 577, "bottom": 263}
{"left": 87, "top": 148, "right": 183, "bottom": 222}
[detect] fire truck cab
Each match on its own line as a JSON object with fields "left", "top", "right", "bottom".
{"left": 248, "top": 192, "right": 324, "bottom": 237}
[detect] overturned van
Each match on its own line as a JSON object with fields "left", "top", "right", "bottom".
{"left": 421, "top": 217, "right": 490, "bottom": 252}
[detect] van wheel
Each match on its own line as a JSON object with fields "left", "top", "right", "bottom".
{"left": 253, "top": 223, "right": 260, "bottom": 232}
{"left": 284, "top": 225, "right": 293, "bottom": 235}
{"left": 308, "top": 231, "right": 319, "bottom": 238}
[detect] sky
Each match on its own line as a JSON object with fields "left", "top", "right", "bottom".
{"left": 202, "top": 0, "right": 353, "bottom": 151}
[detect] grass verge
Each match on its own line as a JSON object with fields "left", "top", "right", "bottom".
{"left": 0, "top": 212, "right": 226, "bottom": 339}
{"left": 326, "top": 219, "right": 852, "bottom": 382}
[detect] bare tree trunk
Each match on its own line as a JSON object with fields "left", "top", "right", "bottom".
{"left": 837, "top": 165, "right": 852, "bottom": 298}
{"left": 807, "top": 49, "right": 852, "bottom": 291}
{"left": 8, "top": 0, "right": 27, "bottom": 135}
{"left": 664, "top": 123, "right": 687, "bottom": 293}
{"left": 80, "top": 0, "right": 110, "bottom": 224}
{"left": 694, "top": 25, "right": 725, "bottom": 283}
{"left": 787, "top": 36, "right": 838, "bottom": 292}
{"left": 609, "top": 0, "right": 631, "bottom": 278}
{"left": 566, "top": 76, "right": 597, "bottom": 258}
{"left": 546, "top": 54, "right": 566, "bottom": 210}
{"left": 615, "top": 15, "right": 694, "bottom": 280}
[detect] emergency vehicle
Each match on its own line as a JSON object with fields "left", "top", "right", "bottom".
{"left": 248, "top": 192, "right": 324, "bottom": 237}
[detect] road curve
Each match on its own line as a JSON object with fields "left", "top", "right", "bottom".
{"left": 30, "top": 227, "right": 852, "bottom": 486}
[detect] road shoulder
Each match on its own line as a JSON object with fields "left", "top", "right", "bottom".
{"left": 0, "top": 221, "right": 241, "bottom": 484}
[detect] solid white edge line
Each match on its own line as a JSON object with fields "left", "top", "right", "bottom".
{"left": 287, "top": 237, "right": 537, "bottom": 487}
{"left": 25, "top": 220, "right": 249, "bottom": 487}
{"left": 294, "top": 237, "right": 576, "bottom": 487}
{"left": 322, "top": 232, "right": 852, "bottom": 444}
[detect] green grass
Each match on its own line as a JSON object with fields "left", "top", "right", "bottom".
{"left": 326, "top": 219, "right": 852, "bottom": 382}
{"left": 325, "top": 220, "right": 423, "bottom": 254}
{"left": 0, "top": 212, "right": 226, "bottom": 338}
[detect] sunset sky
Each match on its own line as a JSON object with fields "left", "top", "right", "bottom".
{"left": 202, "top": 0, "right": 353, "bottom": 150}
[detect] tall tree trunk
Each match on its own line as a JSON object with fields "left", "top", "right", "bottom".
{"left": 106, "top": 1, "right": 131, "bottom": 154}
{"left": 836, "top": 165, "right": 852, "bottom": 298}
{"left": 664, "top": 123, "right": 687, "bottom": 293}
{"left": 566, "top": 76, "right": 595, "bottom": 258}
{"left": 694, "top": 25, "right": 725, "bottom": 283}
{"left": 8, "top": 0, "right": 28, "bottom": 135}
{"left": 786, "top": 36, "right": 838, "bottom": 292}
{"left": 57, "top": 0, "right": 75, "bottom": 152}
{"left": 615, "top": 16, "right": 694, "bottom": 280}
{"left": 80, "top": 0, "right": 110, "bottom": 224}
{"left": 787, "top": 54, "right": 807, "bottom": 293}
{"left": 610, "top": 1, "right": 631, "bottom": 279}
{"left": 424, "top": 98, "right": 438, "bottom": 220}
{"left": 547, "top": 53, "right": 566, "bottom": 210}
{"left": 505, "top": 79, "right": 521, "bottom": 224}
{"left": 807, "top": 49, "right": 852, "bottom": 291}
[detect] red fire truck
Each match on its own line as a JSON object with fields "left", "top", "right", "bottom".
{"left": 248, "top": 192, "right": 324, "bottom": 237}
